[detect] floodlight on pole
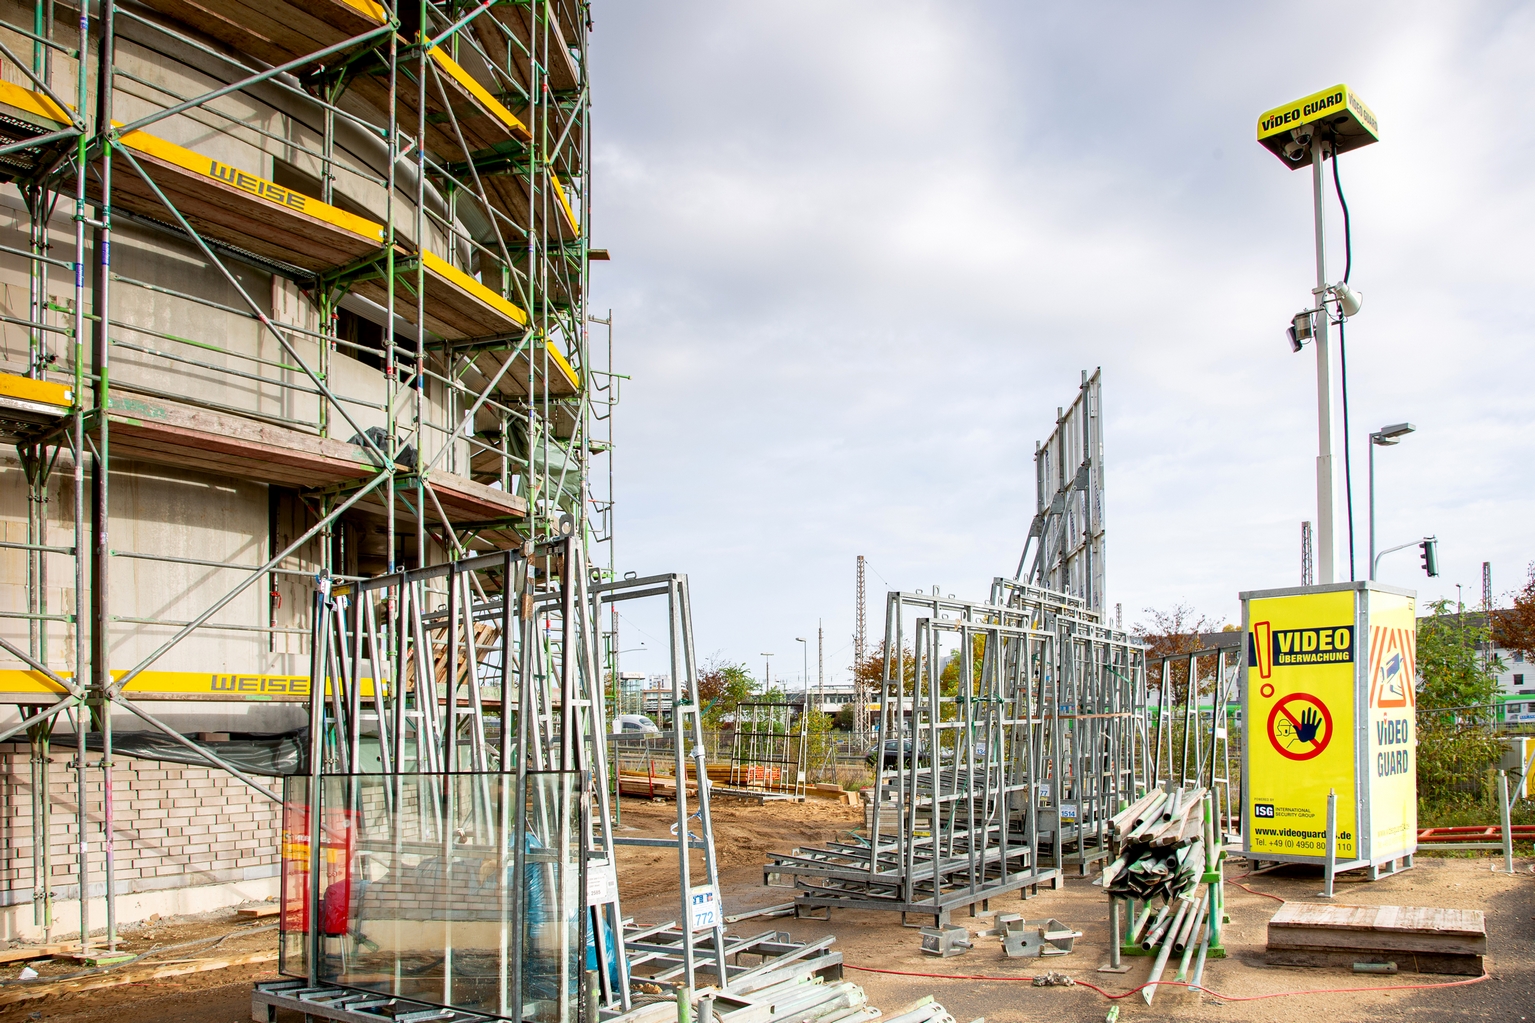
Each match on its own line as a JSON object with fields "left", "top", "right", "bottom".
{"left": 1258, "top": 84, "right": 1379, "bottom": 585}
{"left": 1368, "top": 422, "right": 1415, "bottom": 580}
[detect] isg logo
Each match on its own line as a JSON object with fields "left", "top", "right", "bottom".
{"left": 1254, "top": 802, "right": 1276, "bottom": 819}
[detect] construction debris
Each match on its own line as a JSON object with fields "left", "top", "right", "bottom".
{"left": 1096, "top": 785, "right": 1224, "bottom": 1005}
{"left": 2, "top": 951, "right": 276, "bottom": 1008}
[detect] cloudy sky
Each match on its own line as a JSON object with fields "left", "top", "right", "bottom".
{"left": 585, "top": 1, "right": 1535, "bottom": 689}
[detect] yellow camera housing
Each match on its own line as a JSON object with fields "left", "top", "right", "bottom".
{"left": 1257, "top": 84, "right": 1379, "bottom": 169}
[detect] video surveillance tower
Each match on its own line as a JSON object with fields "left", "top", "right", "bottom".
{"left": 1257, "top": 85, "right": 1379, "bottom": 584}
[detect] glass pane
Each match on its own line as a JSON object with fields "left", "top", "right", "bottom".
{"left": 277, "top": 772, "right": 584, "bottom": 1022}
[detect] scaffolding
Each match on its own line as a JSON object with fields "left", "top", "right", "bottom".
{"left": 0, "top": 0, "right": 605, "bottom": 954}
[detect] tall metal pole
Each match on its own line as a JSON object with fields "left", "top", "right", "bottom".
{"left": 1368, "top": 438, "right": 1376, "bottom": 581}
{"left": 87, "top": 0, "right": 118, "bottom": 949}
{"left": 855, "top": 556, "right": 867, "bottom": 744}
{"left": 1310, "top": 134, "right": 1339, "bottom": 584}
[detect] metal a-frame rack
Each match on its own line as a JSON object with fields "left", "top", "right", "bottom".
{"left": 1148, "top": 646, "right": 1241, "bottom": 844}
{"left": 724, "top": 700, "right": 808, "bottom": 801}
{"left": 282, "top": 537, "right": 622, "bottom": 1023}
{"left": 267, "top": 548, "right": 750, "bottom": 1023}
{"left": 0, "top": 0, "right": 599, "bottom": 956}
{"left": 764, "top": 584, "right": 1146, "bottom": 925}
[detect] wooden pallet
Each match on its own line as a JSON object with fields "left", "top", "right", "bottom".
{"left": 1266, "top": 902, "right": 1486, "bottom": 976}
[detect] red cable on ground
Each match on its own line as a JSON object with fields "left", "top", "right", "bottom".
{"left": 1227, "top": 877, "right": 1286, "bottom": 903}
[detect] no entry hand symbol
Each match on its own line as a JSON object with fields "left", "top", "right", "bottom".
{"left": 1266, "top": 692, "right": 1333, "bottom": 761}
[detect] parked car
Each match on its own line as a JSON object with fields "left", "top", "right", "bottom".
{"left": 866, "top": 738, "right": 951, "bottom": 768}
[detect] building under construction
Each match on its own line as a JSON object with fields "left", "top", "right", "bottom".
{"left": 0, "top": 0, "right": 605, "bottom": 945}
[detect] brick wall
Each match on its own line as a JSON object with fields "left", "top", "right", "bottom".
{"left": 0, "top": 740, "right": 280, "bottom": 908}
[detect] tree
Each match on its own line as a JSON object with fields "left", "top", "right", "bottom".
{"left": 1417, "top": 600, "right": 1503, "bottom": 715}
{"left": 1417, "top": 599, "right": 1506, "bottom": 805}
{"left": 1493, "top": 563, "right": 1535, "bottom": 658}
{"left": 1134, "top": 603, "right": 1226, "bottom": 659}
{"left": 697, "top": 658, "right": 757, "bottom": 726}
{"left": 1133, "top": 603, "right": 1227, "bottom": 700}
{"left": 847, "top": 643, "right": 915, "bottom": 737}
{"left": 849, "top": 642, "right": 916, "bottom": 697}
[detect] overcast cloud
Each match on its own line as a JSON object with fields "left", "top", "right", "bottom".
{"left": 586, "top": 1, "right": 1535, "bottom": 688}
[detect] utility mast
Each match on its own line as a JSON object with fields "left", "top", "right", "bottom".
{"left": 1302, "top": 521, "right": 1315, "bottom": 586}
{"left": 854, "top": 555, "right": 868, "bottom": 746}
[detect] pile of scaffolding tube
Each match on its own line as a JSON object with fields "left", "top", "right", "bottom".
{"left": 1102, "top": 785, "right": 1209, "bottom": 900}
{"left": 1100, "top": 785, "right": 1216, "bottom": 1005}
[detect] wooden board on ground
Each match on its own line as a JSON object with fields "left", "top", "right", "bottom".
{"left": 236, "top": 904, "right": 281, "bottom": 918}
{"left": 0, "top": 942, "right": 79, "bottom": 965}
{"left": 0, "top": 950, "right": 277, "bottom": 1007}
{"left": 1267, "top": 902, "right": 1486, "bottom": 975}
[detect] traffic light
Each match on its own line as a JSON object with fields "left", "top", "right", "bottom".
{"left": 1419, "top": 537, "right": 1439, "bottom": 578}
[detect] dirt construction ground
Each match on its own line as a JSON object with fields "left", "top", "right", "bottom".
{"left": 4, "top": 797, "right": 1535, "bottom": 1023}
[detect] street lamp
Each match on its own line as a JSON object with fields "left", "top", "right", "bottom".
{"left": 1369, "top": 422, "right": 1415, "bottom": 580}
{"left": 795, "top": 637, "right": 809, "bottom": 712}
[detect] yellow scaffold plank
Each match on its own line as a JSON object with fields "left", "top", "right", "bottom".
{"left": 0, "top": 79, "right": 77, "bottom": 182}
{"left": 0, "top": 669, "right": 378, "bottom": 702}
{"left": 109, "top": 128, "right": 386, "bottom": 272}
{"left": 0, "top": 371, "right": 74, "bottom": 435}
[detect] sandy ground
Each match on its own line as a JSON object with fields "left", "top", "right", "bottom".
{"left": 0, "top": 914, "right": 282, "bottom": 1023}
{"left": 619, "top": 797, "right": 1535, "bottom": 1022}
{"left": 4, "top": 796, "right": 1533, "bottom": 1023}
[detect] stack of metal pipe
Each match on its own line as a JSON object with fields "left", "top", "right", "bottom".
{"left": 1101, "top": 785, "right": 1208, "bottom": 901}
{"left": 1100, "top": 785, "right": 1215, "bottom": 1005}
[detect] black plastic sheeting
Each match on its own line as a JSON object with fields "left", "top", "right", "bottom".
{"left": 53, "top": 731, "right": 306, "bottom": 777}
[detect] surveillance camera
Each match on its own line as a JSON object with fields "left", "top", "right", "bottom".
{"left": 1283, "top": 141, "right": 1306, "bottom": 162}
{"left": 1287, "top": 324, "right": 1302, "bottom": 352}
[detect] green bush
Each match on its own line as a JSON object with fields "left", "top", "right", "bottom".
{"left": 1416, "top": 600, "right": 1504, "bottom": 806}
